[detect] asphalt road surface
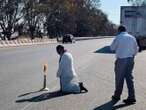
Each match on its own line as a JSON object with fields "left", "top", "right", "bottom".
{"left": 0, "top": 38, "right": 146, "bottom": 110}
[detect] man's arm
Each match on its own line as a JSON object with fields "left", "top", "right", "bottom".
{"left": 110, "top": 37, "right": 118, "bottom": 51}
{"left": 133, "top": 39, "right": 139, "bottom": 55}
{"left": 56, "top": 55, "right": 66, "bottom": 77}
{"left": 56, "top": 69, "right": 60, "bottom": 77}
{"left": 57, "top": 60, "right": 63, "bottom": 77}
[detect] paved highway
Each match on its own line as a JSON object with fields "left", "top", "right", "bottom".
{"left": 0, "top": 38, "right": 146, "bottom": 110}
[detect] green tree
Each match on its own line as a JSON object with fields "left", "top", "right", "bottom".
{"left": 0, "top": 0, "right": 24, "bottom": 40}
{"left": 45, "top": 0, "right": 103, "bottom": 37}
{"left": 23, "top": 0, "right": 47, "bottom": 39}
{"left": 0, "top": 0, "right": 116, "bottom": 39}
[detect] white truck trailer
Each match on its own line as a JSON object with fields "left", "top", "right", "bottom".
{"left": 121, "top": 6, "right": 146, "bottom": 50}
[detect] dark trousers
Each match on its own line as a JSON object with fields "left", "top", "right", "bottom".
{"left": 114, "top": 57, "right": 135, "bottom": 99}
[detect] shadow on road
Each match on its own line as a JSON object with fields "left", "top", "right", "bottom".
{"left": 93, "top": 100, "right": 115, "bottom": 110}
{"left": 16, "top": 90, "right": 70, "bottom": 103}
{"left": 18, "top": 90, "right": 42, "bottom": 97}
{"left": 112, "top": 103, "right": 135, "bottom": 110}
{"left": 94, "top": 46, "right": 115, "bottom": 54}
{"left": 93, "top": 100, "right": 135, "bottom": 110}
{"left": 16, "top": 90, "right": 87, "bottom": 103}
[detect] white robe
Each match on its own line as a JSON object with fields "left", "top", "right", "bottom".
{"left": 57, "top": 52, "right": 80, "bottom": 93}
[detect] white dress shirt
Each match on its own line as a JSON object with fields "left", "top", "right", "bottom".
{"left": 110, "top": 32, "right": 139, "bottom": 59}
{"left": 57, "top": 51, "right": 77, "bottom": 78}
{"left": 57, "top": 51, "right": 80, "bottom": 93}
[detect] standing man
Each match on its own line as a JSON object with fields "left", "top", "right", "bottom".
{"left": 56, "top": 45, "right": 88, "bottom": 93}
{"left": 110, "top": 25, "right": 139, "bottom": 104}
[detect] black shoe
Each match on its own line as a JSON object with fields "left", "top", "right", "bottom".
{"left": 79, "top": 82, "right": 88, "bottom": 92}
{"left": 123, "top": 98, "right": 136, "bottom": 104}
{"left": 112, "top": 95, "right": 120, "bottom": 103}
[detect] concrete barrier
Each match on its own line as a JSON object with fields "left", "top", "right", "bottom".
{"left": 0, "top": 36, "right": 113, "bottom": 48}
{"left": 0, "top": 41, "right": 3, "bottom": 47}
{"left": 8, "top": 40, "right": 16, "bottom": 47}
{"left": 13, "top": 40, "right": 19, "bottom": 46}
{"left": 75, "top": 36, "right": 114, "bottom": 41}
{"left": 0, "top": 38, "right": 57, "bottom": 48}
{"left": 22, "top": 39, "right": 28, "bottom": 45}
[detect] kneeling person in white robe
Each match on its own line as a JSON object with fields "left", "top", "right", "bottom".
{"left": 56, "top": 45, "right": 88, "bottom": 93}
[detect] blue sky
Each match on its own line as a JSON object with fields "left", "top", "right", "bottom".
{"left": 100, "top": 0, "right": 130, "bottom": 25}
